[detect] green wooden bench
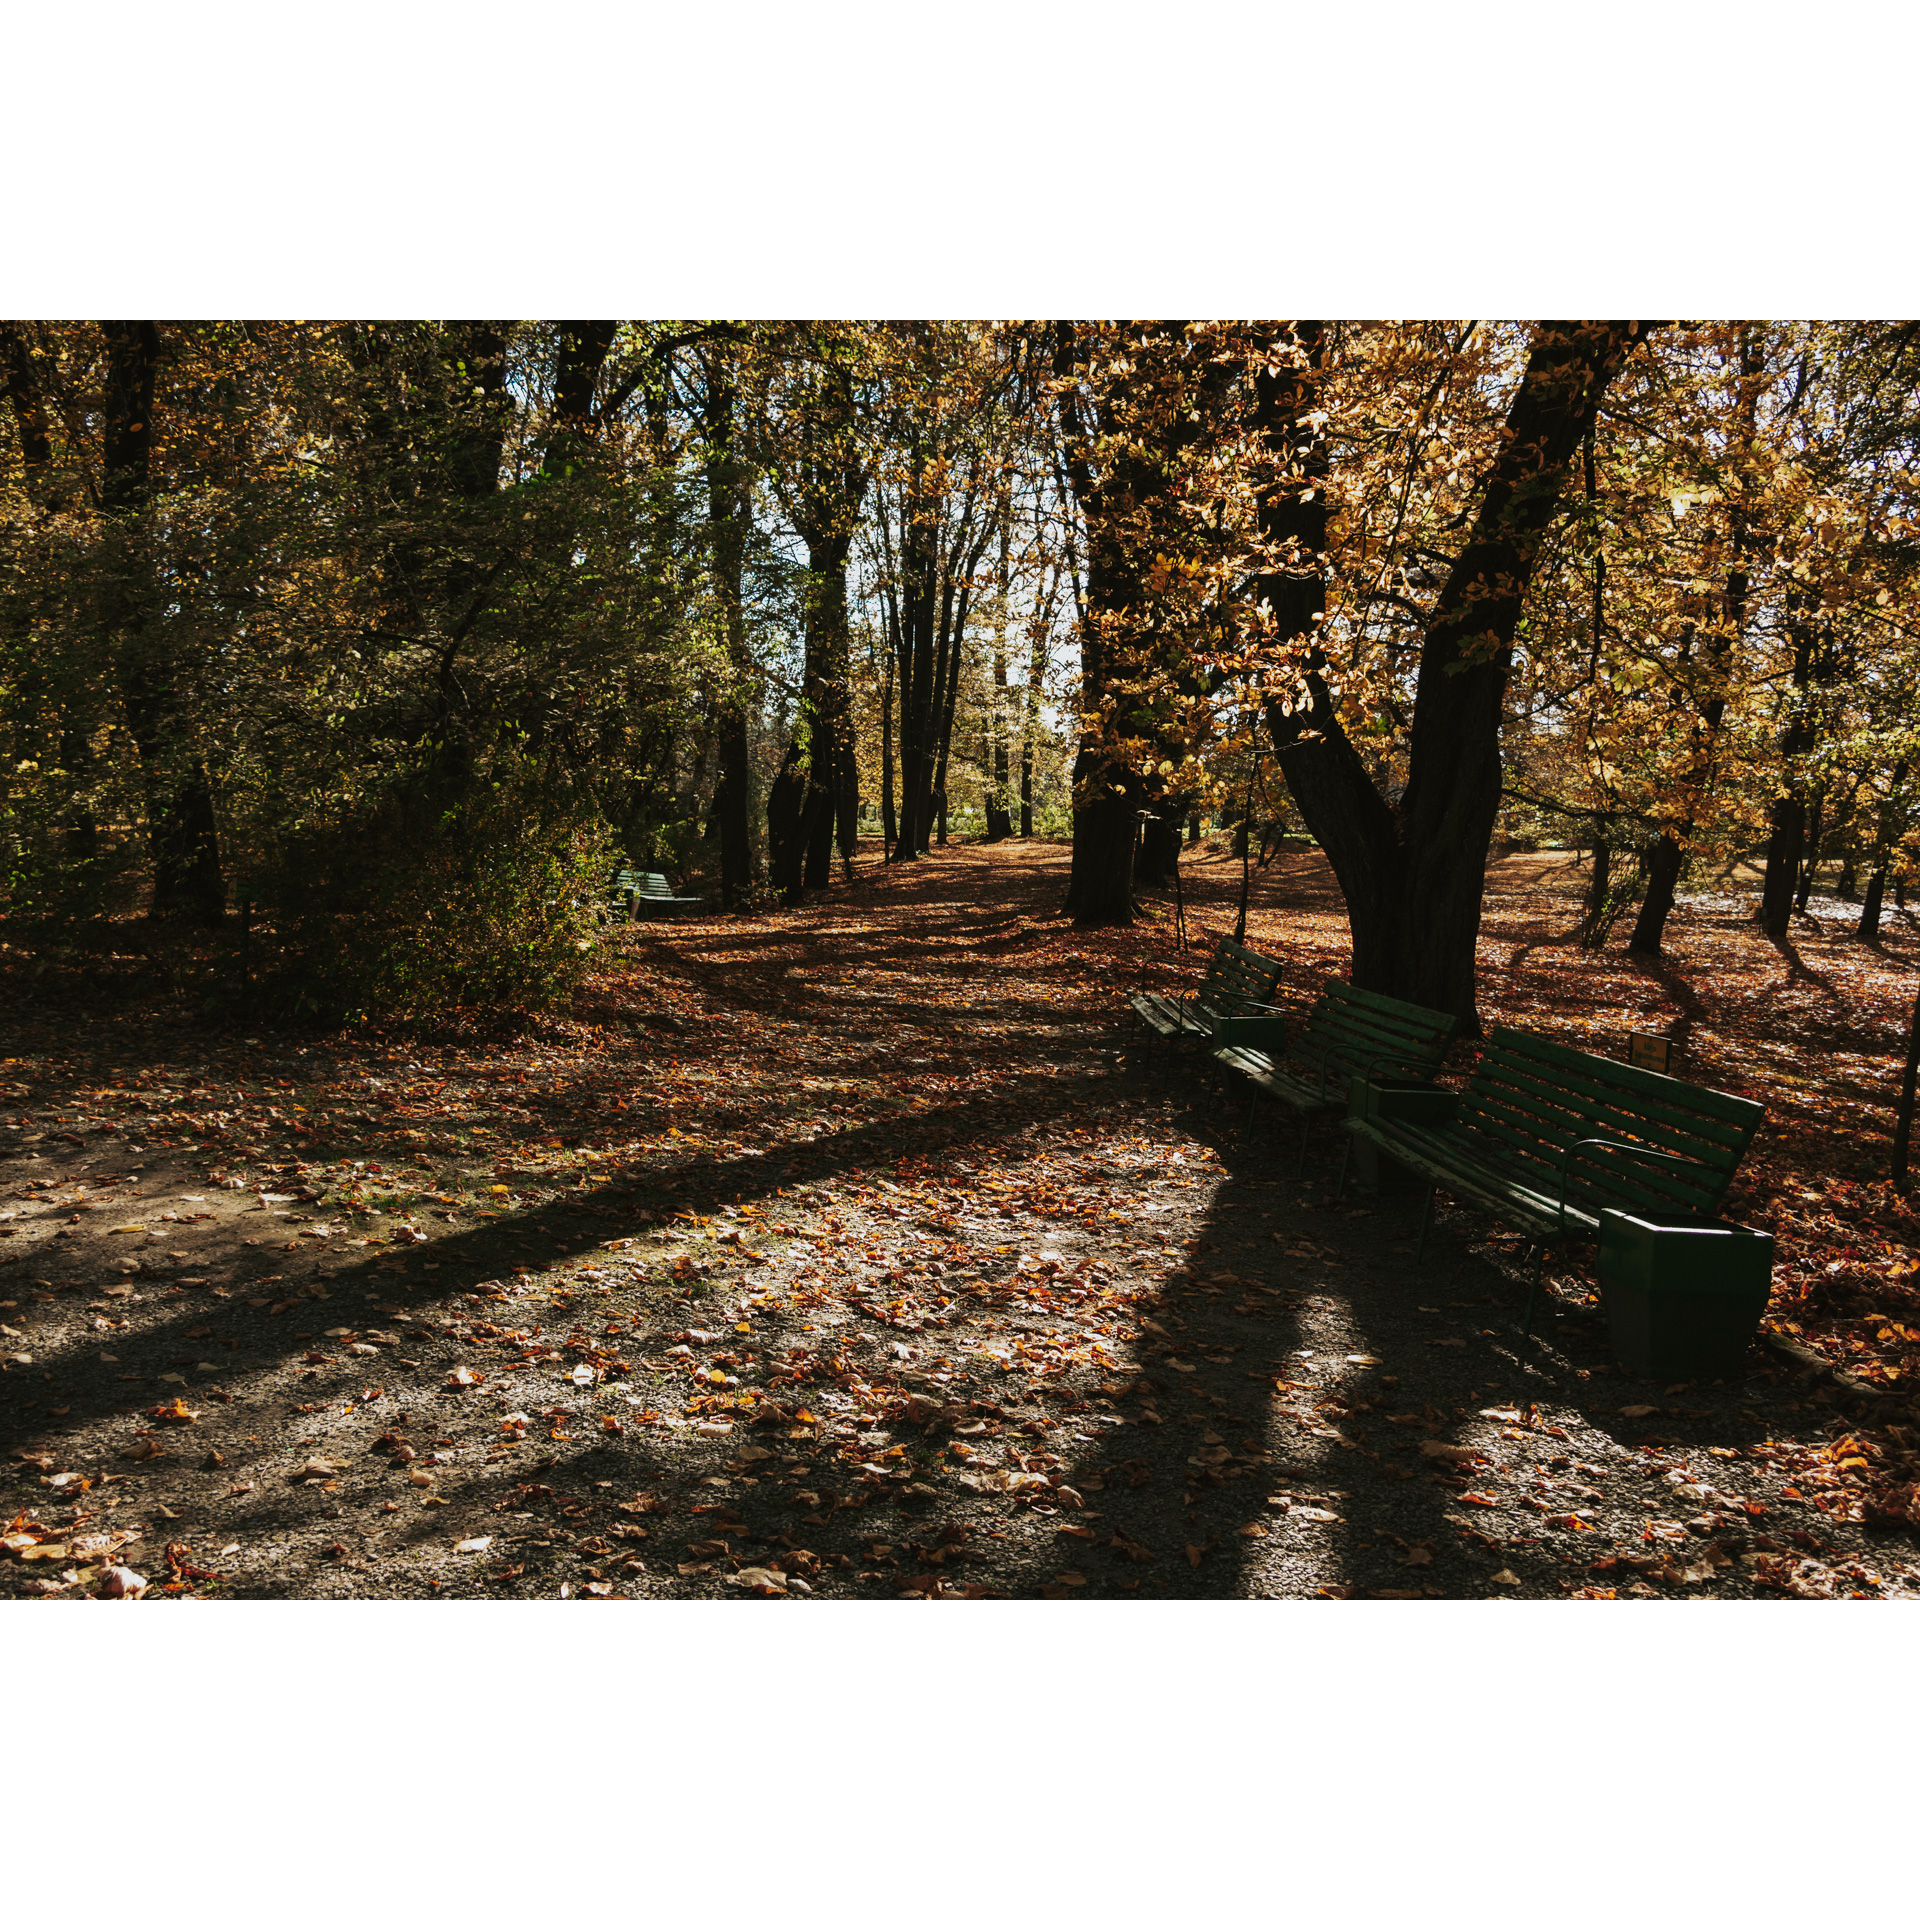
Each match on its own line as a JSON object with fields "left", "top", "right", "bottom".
{"left": 1127, "top": 936, "right": 1285, "bottom": 1065}
{"left": 1339, "top": 1027, "right": 1766, "bottom": 1328}
{"left": 611, "top": 868, "right": 702, "bottom": 921}
{"left": 1212, "top": 980, "right": 1460, "bottom": 1170}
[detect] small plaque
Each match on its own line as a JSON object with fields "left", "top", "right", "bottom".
{"left": 1629, "top": 1033, "right": 1673, "bottom": 1076}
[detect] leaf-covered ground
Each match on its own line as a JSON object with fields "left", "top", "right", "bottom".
{"left": 3, "top": 838, "right": 1918, "bottom": 1600}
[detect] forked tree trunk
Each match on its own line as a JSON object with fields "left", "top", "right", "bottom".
{"left": 1265, "top": 321, "right": 1644, "bottom": 1026}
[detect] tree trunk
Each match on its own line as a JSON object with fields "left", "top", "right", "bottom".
{"left": 880, "top": 644, "right": 897, "bottom": 852}
{"left": 553, "top": 322, "right": 617, "bottom": 434}
{"left": 1583, "top": 838, "right": 1614, "bottom": 940}
{"left": 1265, "top": 321, "right": 1644, "bottom": 1025}
{"left": 894, "top": 471, "right": 938, "bottom": 863}
{"left": 1759, "top": 605, "right": 1820, "bottom": 940}
{"left": 1138, "top": 815, "right": 1182, "bottom": 887}
{"left": 704, "top": 345, "right": 755, "bottom": 909}
{"left": 929, "top": 578, "right": 968, "bottom": 850}
{"left": 1857, "top": 759, "right": 1906, "bottom": 940}
{"left": 986, "top": 510, "right": 1013, "bottom": 841}
{"left": 101, "top": 321, "right": 227, "bottom": 926}
{"left": 1860, "top": 864, "right": 1888, "bottom": 941}
{"left": 769, "top": 347, "right": 865, "bottom": 904}
{"left": 1628, "top": 831, "right": 1687, "bottom": 954}
{"left": 1794, "top": 785, "right": 1826, "bottom": 912}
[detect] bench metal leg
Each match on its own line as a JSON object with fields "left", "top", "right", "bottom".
{"left": 1520, "top": 1243, "right": 1542, "bottom": 1333}
{"left": 1334, "top": 1134, "right": 1353, "bottom": 1202}
{"left": 1295, "top": 1114, "right": 1313, "bottom": 1174}
{"left": 1415, "top": 1183, "right": 1436, "bottom": 1263}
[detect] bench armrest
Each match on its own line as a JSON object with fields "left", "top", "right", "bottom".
{"left": 1314, "top": 1044, "right": 1438, "bottom": 1096}
{"left": 1197, "top": 994, "right": 1285, "bottom": 1020}
{"left": 1555, "top": 1137, "right": 1711, "bottom": 1238}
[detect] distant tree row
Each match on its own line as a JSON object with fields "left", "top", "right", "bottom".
{"left": 5, "top": 319, "right": 1917, "bottom": 1025}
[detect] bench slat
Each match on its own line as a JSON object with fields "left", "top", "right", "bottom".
{"left": 1471, "top": 1056, "right": 1755, "bottom": 1161}
{"left": 1464, "top": 1077, "right": 1745, "bottom": 1184}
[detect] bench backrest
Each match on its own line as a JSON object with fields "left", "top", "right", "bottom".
{"left": 1460, "top": 1028, "right": 1765, "bottom": 1218}
{"left": 613, "top": 868, "right": 678, "bottom": 898}
{"left": 1295, "top": 981, "right": 1458, "bottom": 1077}
{"left": 1198, "top": 937, "right": 1285, "bottom": 1014}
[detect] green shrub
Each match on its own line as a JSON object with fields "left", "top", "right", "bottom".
{"left": 264, "top": 787, "right": 613, "bottom": 1025}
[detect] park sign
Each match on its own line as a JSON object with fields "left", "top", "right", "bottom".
{"left": 1628, "top": 1033, "right": 1674, "bottom": 1076}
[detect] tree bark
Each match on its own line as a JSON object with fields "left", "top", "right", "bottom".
{"left": 768, "top": 349, "right": 865, "bottom": 905}
{"left": 1794, "top": 784, "right": 1826, "bottom": 912}
{"left": 1138, "top": 815, "right": 1182, "bottom": 887}
{"left": 1857, "top": 759, "right": 1906, "bottom": 941}
{"left": 553, "top": 322, "right": 618, "bottom": 434}
{"left": 703, "top": 343, "right": 755, "bottom": 909}
{"left": 101, "top": 321, "right": 227, "bottom": 926}
{"left": 1265, "top": 322, "right": 1644, "bottom": 1025}
{"left": 1628, "top": 832, "right": 1687, "bottom": 954}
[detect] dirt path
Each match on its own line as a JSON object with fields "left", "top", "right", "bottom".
{"left": 3, "top": 840, "right": 1917, "bottom": 1600}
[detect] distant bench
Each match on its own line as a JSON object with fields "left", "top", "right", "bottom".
{"left": 612, "top": 868, "right": 702, "bottom": 921}
{"left": 1127, "top": 935, "right": 1285, "bottom": 1062}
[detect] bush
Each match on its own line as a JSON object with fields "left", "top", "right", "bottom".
{"left": 262, "top": 787, "right": 614, "bottom": 1026}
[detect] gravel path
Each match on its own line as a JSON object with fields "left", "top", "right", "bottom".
{"left": 6, "top": 846, "right": 1916, "bottom": 1601}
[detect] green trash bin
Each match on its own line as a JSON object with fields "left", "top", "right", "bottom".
{"left": 1597, "top": 1207, "right": 1774, "bottom": 1379}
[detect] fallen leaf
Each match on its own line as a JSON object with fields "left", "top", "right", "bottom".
{"left": 454, "top": 1536, "right": 492, "bottom": 1553}
{"left": 727, "top": 1566, "right": 788, "bottom": 1593}
{"left": 1490, "top": 1568, "right": 1522, "bottom": 1586}
{"left": 293, "top": 1455, "right": 352, "bottom": 1480}
{"left": 1619, "top": 1405, "right": 1657, "bottom": 1418}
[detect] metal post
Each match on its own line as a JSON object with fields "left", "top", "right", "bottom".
{"left": 1894, "top": 981, "right": 1920, "bottom": 1187}
{"left": 1233, "top": 746, "right": 1269, "bottom": 944}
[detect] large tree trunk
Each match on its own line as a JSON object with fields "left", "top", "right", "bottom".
{"left": 101, "top": 321, "right": 227, "bottom": 926}
{"left": 1138, "top": 814, "right": 1182, "bottom": 887}
{"left": 1054, "top": 322, "right": 1175, "bottom": 926}
{"left": 1265, "top": 321, "right": 1644, "bottom": 1026}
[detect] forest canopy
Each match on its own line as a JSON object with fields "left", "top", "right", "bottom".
{"left": 4, "top": 319, "right": 1917, "bottom": 1028}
